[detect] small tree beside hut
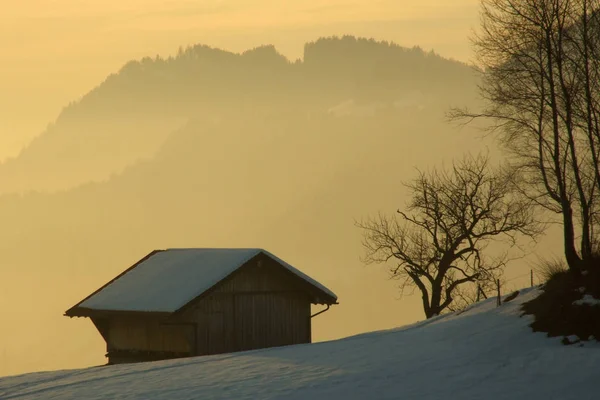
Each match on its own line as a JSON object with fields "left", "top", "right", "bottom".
{"left": 357, "top": 153, "right": 540, "bottom": 318}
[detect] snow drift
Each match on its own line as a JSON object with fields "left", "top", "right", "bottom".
{"left": 1, "top": 288, "right": 598, "bottom": 400}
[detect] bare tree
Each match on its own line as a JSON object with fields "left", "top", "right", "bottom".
{"left": 450, "top": 0, "right": 600, "bottom": 272}
{"left": 356, "top": 154, "right": 539, "bottom": 318}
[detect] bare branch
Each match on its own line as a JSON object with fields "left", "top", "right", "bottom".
{"left": 357, "top": 153, "right": 539, "bottom": 318}
{"left": 451, "top": 0, "right": 600, "bottom": 271}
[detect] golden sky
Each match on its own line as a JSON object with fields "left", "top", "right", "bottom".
{"left": 0, "top": 0, "right": 479, "bottom": 160}
{"left": 0, "top": 0, "right": 512, "bottom": 378}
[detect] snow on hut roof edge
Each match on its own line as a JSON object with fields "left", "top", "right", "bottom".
{"left": 69, "top": 248, "right": 337, "bottom": 314}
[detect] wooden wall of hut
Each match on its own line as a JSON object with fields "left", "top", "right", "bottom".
{"left": 105, "top": 316, "right": 193, "bottom": 355}
{"left": 179, "top": 253, "right": 312, "bottom": 356}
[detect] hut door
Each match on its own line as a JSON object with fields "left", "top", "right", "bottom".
{"left": 206, "top": 295, "right": 235, "bottom": 355}
{"left": 234, "top": 293, "right": 273, "bottom": 351}
{"left": 207, "top": 312, "right": 225, "bottom": 354}
{"left": 234, "top": 292, "right": 310, "bottom": 352}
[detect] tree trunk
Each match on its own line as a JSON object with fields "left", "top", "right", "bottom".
{"left": 428, "top": 285, "right": 442, "bottom": 319}
{"left": 544, "top": 28, "right": 582, "bottom": 274}
{"left": 422, "top": 294, "right": 435, "bottom": 319}
{"left": 562, "top": 202, "right": 582, "bottom": 273}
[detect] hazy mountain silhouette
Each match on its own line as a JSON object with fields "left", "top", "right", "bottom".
{"left": 0, "top": 36, "right": 479, "bottom": 194}
{"left": 0, "top": 36, "right": 493, "bottom": 376}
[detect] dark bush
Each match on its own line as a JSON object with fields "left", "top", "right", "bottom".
{"left": 534, "top": 257, "right": 569, "bottom": 284}
{"left": 522, "top": 260, "right": 600, "bottom": 343}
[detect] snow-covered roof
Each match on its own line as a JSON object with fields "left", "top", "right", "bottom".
{"left": 69, "top": 248, "right": 337, "bottom": 314}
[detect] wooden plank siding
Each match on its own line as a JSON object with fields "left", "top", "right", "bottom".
{"left": 177, "top": 253, "right": 313, "bottom": 356}
{"left": 233, "top": 292, "right": 310, "bottom": 351}
{"left": 105, "top": 316, "right": 193, "bottom": 354}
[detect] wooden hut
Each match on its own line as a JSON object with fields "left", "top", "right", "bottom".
{"left": 65, "top": 248, "right": 338, "bottom": 364}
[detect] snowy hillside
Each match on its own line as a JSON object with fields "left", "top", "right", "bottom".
{"left": 1, "top": 288, "right": 598, "bottom": 400}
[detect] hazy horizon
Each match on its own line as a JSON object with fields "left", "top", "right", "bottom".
{"left": 1, "top": 0, "right": 479, "bottom": 161}
{"left": 1, "top": 0, "right": 568, "bottom": 379}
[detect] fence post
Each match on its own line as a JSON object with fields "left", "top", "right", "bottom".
{"left": 530, "top": 269, "right": 534, "bottom": 287}
{"left": 496, "top": 279, "right": 501, "bottom": 307}
{"left": 476, "top": 284, "right": 481, "bottom": 302}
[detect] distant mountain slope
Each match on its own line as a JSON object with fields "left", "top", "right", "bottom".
{"left": 0, "top": 36, "right": 479, "bottom": 194}
{"left": 0, "top": 36, "right": 487, "bottom": 377}
{"left": 0, "top": 101, "right": 489, "bottom": 376}
{"left": 1, "top": 288, "right": 597, "bottom": 399}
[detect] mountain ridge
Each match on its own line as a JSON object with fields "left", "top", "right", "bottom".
{"left": 0, "top": 35, "right": 479, "bottom": 194}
